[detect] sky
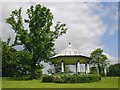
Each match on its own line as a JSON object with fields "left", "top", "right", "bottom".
{"left": 0, "top": 1, "right": 119, "bottom": 73}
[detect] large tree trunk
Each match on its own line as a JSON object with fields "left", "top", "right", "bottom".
{"left": 29, "top": 60, "right": 36, "bottom": 80}
{"left": 30, "top": 65, "right": 36, "bottom": 79}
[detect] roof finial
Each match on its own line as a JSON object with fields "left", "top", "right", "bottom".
{"left": 69, "top": 43, "right": 71, "bottom": 45}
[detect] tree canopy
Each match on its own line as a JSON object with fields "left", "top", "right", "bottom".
{"left": 90, "top": 48, "right": 109, "bottom": 75}
{"left": 6, "top": 4, "right": 67, "bottom": 79}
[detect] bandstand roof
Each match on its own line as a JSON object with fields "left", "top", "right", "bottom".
{"left": 53, "top": 43, "right": 80, "bottom": 58}
{"left": 50, "top": 43, "right": 92, "bottom": 64}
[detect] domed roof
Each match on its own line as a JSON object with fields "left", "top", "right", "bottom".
{"left": 52, "top": 43, "right": 80, "bottom": 58}
{"left": 50, "top": 43, "right": 92, "bottom": 64}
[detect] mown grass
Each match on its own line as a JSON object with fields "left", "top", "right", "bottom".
{"left": 2, "top": 77, "right": 119, "bottom": 88}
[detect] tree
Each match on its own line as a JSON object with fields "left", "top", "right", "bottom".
{"left": 2, "top": 38, "right": 34, "bottom": 77}
{"left": 107, "top": 63, "right": 120, "bottom": 77}
{"left": 6, "top": 4, "right": 67, "bottom": 79}
{"left": 90, "top": 48, "right": 108, "bottom": 75}
{"left": 2, "top": 38, "right": 17, "bottom": 77}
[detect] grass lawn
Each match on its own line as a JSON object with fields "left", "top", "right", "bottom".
{"left": 2, "top": 77, "right": 119, "bottom": 88}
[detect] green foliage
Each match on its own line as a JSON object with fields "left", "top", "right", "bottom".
{"left": 90, "top": 48, "right": 109, "bottom": 75}
{"left": 107, "top": 63, "right": 120, "bottom": 77}
{"left": 2, "top": 39, "right": 17, "bottom": 77}
{"left": 54, "top": 64, "right": 61, "bottom": 73}
{"left": 53, "top": 76, "right": 64, "bottom": 83}
{"left": 15, "top": 64, "right": 31, "bottom": 77}
{"left": 15, "top": 50, "right": 32, "bottom": 65}
{"left": 90, "top": 67, "right": 98, "bottom": 74}
{"left": 15, "top": 50, "right": 32, "bottom": 77}
{"left": 14, "top": 50, "right": 32, "bottom": 77}
{"left": 42, "top": 75, "right": 54, "bottom": 82}
{"left": 6, "top": 4, "right": 67, "bottom": 79}
{"left": 0, "top": 38, "right": 1, "bottom": 76}
{"left": 35, "top": 69, "right": 42, "bottom": 79}
{"left": 2, "top": 38, "right": 41, "bottom": 77}
{"left": 42, "top": 74, "right": 101, "bottom": 83}
{"left": 2, "top": 41, "right": 30, "bottom": 77}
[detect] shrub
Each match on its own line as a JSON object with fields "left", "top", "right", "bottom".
{"left": 62, "top": 75, "right": 75, "bottom": 83}
{"left": 42, "top": 74, "right": 101, "bottom": 83}
{"left": 88, "top": 74, "right": 101, "bottom": 82}
{"left": 53, "top": 76, "right": 64, "bottom": 83}
{"left": 42, "top": 75, "right": 54, "bottom": 82}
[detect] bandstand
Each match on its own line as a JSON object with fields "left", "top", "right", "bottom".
{"left": 50, "top": 43, "right": 92, "bottom": 74}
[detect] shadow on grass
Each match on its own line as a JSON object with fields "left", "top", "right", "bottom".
{"left": 3, "top": 77, "right": 31, "bottom": 81}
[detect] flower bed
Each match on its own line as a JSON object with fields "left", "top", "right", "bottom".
{"left": 42, "top": 74, "right": 101, "bottom": 83}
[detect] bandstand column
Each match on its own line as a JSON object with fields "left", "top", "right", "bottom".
{"left": 61, "top": 60, "right": 64, "bottom": 73}
{"left": 77, "top": 60, "right": 80, "bottom": 73}
{"left": 52, "top": 62, "right": 55, "bottom": 74}
{"left": 87, "top": 64, "right": 90, "bottom": 73}
{"left": 85, "top": 64, "right": 87, "bottom": 74}
{"left": 76, "top": 63, "right": 77, "bottom": 73}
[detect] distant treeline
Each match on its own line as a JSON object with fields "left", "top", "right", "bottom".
{"left": 107, "top": 63, "right": 120, "bottom": 77}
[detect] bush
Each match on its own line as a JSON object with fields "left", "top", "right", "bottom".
{"left": 88, "top": 74, "right": 101, "bottom": 82}
{"left": 42, "top": 75, "right": 54, "bottom": 82}
{"left": 42, "top": 74, "right": 101, "bottom": 83}
{"left": 53, "top": 76, "right": 64, "bottom": 83}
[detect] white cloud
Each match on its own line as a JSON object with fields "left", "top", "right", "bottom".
{"left": 45, "top": 2, "right": 108, "bottom": 52}
{"left": 0, "top": 2, "right": 2, "bottom": 38}
{"left": 96, "top": 2, "right": 118, "bottom": 35}
{"left": 103, "top": 53, "right": 118, "bottom": 64}
{"left": 78, "top": 43, "right": 104, "bottom": 56}
{"left": 0, "top": 27, "right": 1, "bottom": 39}
{"left": 1, "top": 2, "right": 31, "bottom": 43}
{"left": 2, "top": 22, "right": 15, "bottom": 43}
{"left": 109, "top": 57, "right": 119, "bottom": 64}
{"left": 2, "top": 0, "right": 118, "bottom": 2}
{"left": 1, "top": 0, "right": 31, "bottom": 2}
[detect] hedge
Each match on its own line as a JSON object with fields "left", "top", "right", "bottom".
{"left": 42, "top": 74, "right": 101, "bottom": 83}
